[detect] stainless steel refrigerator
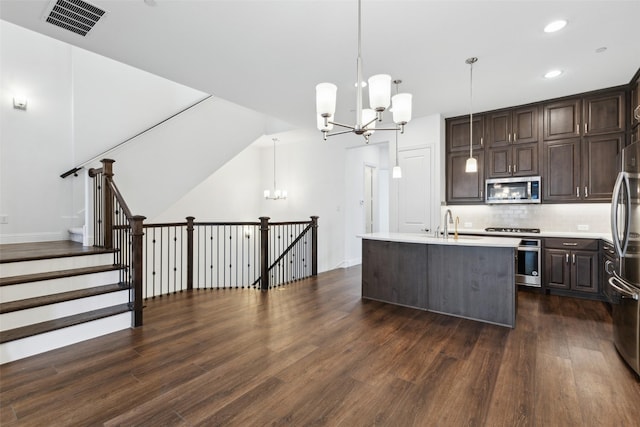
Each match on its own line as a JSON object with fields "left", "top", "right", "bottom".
{"left": 610, "top": 141, "right": 640, "bottom": 376}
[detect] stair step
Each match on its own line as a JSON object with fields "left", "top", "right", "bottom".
{"left": 0, "top": 241, "right": 116, "bottom": 264}
{"left": 0, "top": 303, "right": 131, "bottom": 344}
{"left": 0, "top": 265, "right": 125, "bottom": 287}
{"left": 0, "top": 283, "right": 130, "bottom": 314}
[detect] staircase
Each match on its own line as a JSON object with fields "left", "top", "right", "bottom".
{"left": 0, "top": 241, "right": 132, "bottom": 364}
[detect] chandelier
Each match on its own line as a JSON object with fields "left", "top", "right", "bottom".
{"left": 315, "top": 0, "right": 412, "bottom": 143}
{"left": 264, "top": 138, "right": 287, "bottom": 200}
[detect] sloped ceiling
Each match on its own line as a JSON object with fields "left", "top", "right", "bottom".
{"left": 1, "top": 0, "right": 639, "bottom": 129}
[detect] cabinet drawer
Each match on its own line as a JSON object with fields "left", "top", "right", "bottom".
{"left": 545, "top": 238, "right": 599, "bottom": 251}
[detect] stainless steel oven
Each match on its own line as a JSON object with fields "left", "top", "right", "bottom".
{"left": 517, "top": 239, "right": 541, "bottom": 287}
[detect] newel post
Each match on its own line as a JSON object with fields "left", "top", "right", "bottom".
{"left": 260, "top": 216, "right": 270, "bottom": 290}
{"left": 311, "top": 216, "right": 319, "bottom": 276}
{"left": 186, "top": 216, "right": 195, "bottom": 290}
{"left": 131, "top": 215, "right": 146, "bottom": 327}
{"left": 101, "top": 159, "right": 115, "bottom": 249}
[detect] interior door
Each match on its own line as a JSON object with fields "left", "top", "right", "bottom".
{"left": 398, "top": 147, "right": 433, "bottom": 233}
{"left": 364, "top": 164, "right": 376, "bottom": 233}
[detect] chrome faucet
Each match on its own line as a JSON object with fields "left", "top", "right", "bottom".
{"left": 443, "top": 209, "right": 454, "bottom": 239}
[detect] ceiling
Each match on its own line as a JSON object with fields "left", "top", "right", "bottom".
{"left": 1, "top": 0, "right": 639, "bottom": 131}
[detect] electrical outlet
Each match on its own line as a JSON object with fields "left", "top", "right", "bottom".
{"left": 577, "top": 224, "right": 589, "bottom": 231}
{"left": 0, "top": 215, "right": 8, "bottom": 224}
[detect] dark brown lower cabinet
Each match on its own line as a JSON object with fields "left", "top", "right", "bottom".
{"left": 544, "top": 238, "right": 600, "bottom": 296}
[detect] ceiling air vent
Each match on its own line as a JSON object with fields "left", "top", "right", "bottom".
{"left": 43, "top": 0, "right": 107, "bottom": 37}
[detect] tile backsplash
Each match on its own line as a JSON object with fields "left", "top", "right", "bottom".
{"left": 442, "top": 203, "right": 611, "bottom": 233}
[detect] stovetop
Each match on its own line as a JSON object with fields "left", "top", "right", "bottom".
{"left": 485, "top": 227, "right": 541, "bottom": 234}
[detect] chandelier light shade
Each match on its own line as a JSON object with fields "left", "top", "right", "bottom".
{"left": 465, "top": 57, "right": 478, "bottom": 174}
{"left": 315, "top": 0, "right": 412, "bottom": 143}
{"left": 264, "top": 138, "right": 287, "bottom": 200}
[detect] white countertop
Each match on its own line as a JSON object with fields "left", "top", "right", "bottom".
{"left": 358, "top": 232, "right": 521, "bottom": 248}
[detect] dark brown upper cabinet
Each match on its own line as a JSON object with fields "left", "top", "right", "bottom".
{"left": 447, "top": 115, "right": 485, "bottom": 152}
{"left": 488, "top": 106, "right": 539, "bottom": 147}
{"left": 446, "top": 151, "right": 485, "bottom": 204}
{"left": 543, "top": 99, "right": 582, "bottom": 140}
{"left": 543, "top": 90, "right": 625, "bottom": 141}
{"left": 488, "top": 143, "right": 539, "bottom": 178}
{"left": 583, "top": 91, "right": 625, "bottom": 136}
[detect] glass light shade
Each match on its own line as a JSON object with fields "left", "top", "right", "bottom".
{"left": 465, "top": 157, "right": 478, "bottom": 173}
{"left": 316, "top": 83, "right": 337, "bottom": 116}
{"left": 392, "top": 93, "right": 412, "bottom": 124}
{"left": 368, "top": 74, "right": 391, "bottom": 111}
{"left": 362, "top": 109, "right": 377, "bottom": 134}
{"left": 317, "top": 114, "right": 334, "bottom": 131}
{"left": 392, "top": 166, "right": 402, "bottom": 179}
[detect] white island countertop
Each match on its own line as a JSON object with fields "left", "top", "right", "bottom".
{"left": 358, "top": 232, "right": 521, "bottom": 248}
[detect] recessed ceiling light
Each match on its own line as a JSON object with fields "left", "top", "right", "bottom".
{"left": 544, "top": 69, "right": 563, "bottom": 79}
{"left": 544, "top": 20, "right": 567, "bottom": 33}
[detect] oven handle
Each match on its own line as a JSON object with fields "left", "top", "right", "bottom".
{"left": 608, "top": 275, "right": 639, "bottom": 301}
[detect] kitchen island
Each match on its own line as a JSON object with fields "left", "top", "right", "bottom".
{"left": 360, "top": 233, "right": 521, "bottom": 328}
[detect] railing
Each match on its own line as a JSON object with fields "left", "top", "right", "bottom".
{"left": 89, "top": 159, "right": 145, "bottom": 327}
{"left": 89, "top": 159, "right": 318, "bottom": 325}
{"left": 142, "top": 216, "right": 318, "bottom": 298}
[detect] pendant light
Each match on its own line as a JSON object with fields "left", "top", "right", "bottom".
{"left": 392, "top": 79, "right": 403, "bottom": 179}
{"left": 264, "top": 138, "right": 287, "bottom": 200}
{"left": 465, "top": 57, "right": 478, "bottom": 173}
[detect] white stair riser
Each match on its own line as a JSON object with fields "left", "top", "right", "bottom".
{"left": 0, "top": 253, "right": 115, "bottom": 278}
{"left": 0, "top": 270, "right": 121, "bottom": 303}
{"left": 0, "top": 313, "right": 131, "bottom": 365}
{"left": 0, "top": 290, "right": 129, "bottom": 331}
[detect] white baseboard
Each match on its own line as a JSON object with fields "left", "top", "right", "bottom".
{"left": 335, "top": 258, "right": 362, "bottom": 269}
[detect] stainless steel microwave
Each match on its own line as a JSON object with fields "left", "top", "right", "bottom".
{"left": 485, "top": 176, "right": 541, "bottom": 204}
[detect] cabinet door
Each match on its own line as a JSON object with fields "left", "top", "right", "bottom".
{"left": 513, "top": 143, "right": 539, "bottom": 176}
{"left": 545, "top": 249, "right": 570, "bottom": 289}
{"left": 447, "top": 151, "right": 485, "bottom": 203}
{"left": 513, "top": 106, "right": 539, "bottom": 144}
{"left": 582, "top": 133, "right": 622, "bottom": 201}
{"left": 571, "top": 250, "right": 599, "bottom": 293}
{"left": 487, "top": 147, "right": 511, "bottom": 178}
{"left": 487, "top": 111, "right": 511, "bottom": 148}
{"left": 543, "top": 139, "right": 580, "bottom": 202}
{"left": 583, "top": 91, "right": 625, "bottom": 135}
{"left": 447, "top": 116, "right": 485, "bottom": 152}
{"left": 544, "top": 99, "right": 581, "bottom": 140}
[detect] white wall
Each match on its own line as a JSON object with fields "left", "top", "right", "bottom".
{"left": 0, "top": 20, "right": 271, "bottom": 243}
{"left": 0, "top": 20, "right": 74, "bottom": 242}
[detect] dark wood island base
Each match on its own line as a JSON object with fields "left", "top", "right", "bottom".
{"left": 361, "top": 235, "right": 518, "bottom": 328}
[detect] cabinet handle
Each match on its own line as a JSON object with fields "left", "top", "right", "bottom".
{"left": 508, "top": 133, "right": 512, "bottom": 143}
{"left": 480, "top": 190, "right": 483, "bottom": 199}
{"left": 576, "top": 187, "right": 580, "bottom": 198}
{"left": 514, "top": 132, "right": 517, "bottom": 142}
{"left": 513, "top": 164, "right": 517, "bottom": 173}
{"left": 572, "top": 254, "right": 576, "bottom": 264}
{"left": 480, "top": 137, "right": 484, "bottom": 147}
{"left": 566, "top": 253, "right": 569, "bottom": 263}
{"left": 508, "top": 165, "right": 512, "bottom": 173}
{"left": 584, "top": 186, "right": 588, "bottom": 198}
{"left": 584, "top": 123, "right": 588, "bottom": 134}
{"left": 576, "top": 124, "right": 580, "bottom": 134}
{"left": 562, "top": 242, "right": 578, "bottom": 246}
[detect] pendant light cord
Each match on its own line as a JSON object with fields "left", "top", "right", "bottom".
{"left": 469, "top": 60, "right": 474, "bottom": 158}
{"left": 273, "top": 138, "right": 277, "bottom": 190}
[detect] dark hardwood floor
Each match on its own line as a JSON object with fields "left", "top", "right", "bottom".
{"left": 1, "top": 266, "right": 639, "bottom": 426}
